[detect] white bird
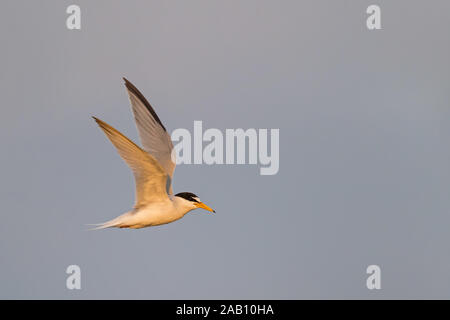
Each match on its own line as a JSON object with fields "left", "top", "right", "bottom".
{"left": 90, "top": 78, "right": 215, "bottom": 229}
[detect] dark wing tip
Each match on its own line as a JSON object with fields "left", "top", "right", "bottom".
{"left": 92, "top": 116, "right": 101, "bottom": 125}
{"left": 122, "top": 77, "right": 167, "bottom": 132}
{"left": 92, "top": 116, "right": 105, "bottom": 126}
{"left": 92, "top": 117, "right": 112, "bottom": 133}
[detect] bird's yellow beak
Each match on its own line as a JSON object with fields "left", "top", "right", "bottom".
{"left": 195, "top": 202, "right": 215, "bottom": 213}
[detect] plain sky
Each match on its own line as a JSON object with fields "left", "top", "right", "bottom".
{"left": 1, "top": 0, "right": 450, "bottom": 299}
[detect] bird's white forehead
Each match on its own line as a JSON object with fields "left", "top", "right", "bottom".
{"left": 193, "top": 197, "right": 201, "bottom": 202}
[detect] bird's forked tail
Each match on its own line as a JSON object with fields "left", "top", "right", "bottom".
{"left": 87, "top": 212, "right": 131, "bottom": 230}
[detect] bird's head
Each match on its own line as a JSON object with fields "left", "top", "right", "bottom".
{"left": 175, "top": 192, "right": 215, "bottom": 213}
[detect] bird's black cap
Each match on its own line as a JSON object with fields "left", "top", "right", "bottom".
{"left": 175, "top": 192, "right": 200, "bottom": 203}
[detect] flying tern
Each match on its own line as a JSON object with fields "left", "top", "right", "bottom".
{"left": 91, "top": 78, "right": 215, "bottom": 229}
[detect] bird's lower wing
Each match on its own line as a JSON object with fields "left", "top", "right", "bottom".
{"left": 93, "top": 117, "right": 169, "bottom": 208}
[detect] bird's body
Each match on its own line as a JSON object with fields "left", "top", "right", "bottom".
{"left": 95, "top": 196, "right": 195, "bottom": 229}
{"left": 91, "top": 78, "right": 214, "bottom": 230}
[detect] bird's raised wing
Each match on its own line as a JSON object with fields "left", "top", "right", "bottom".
{"left": 123, "top": 78, "right": 176, "bottom": 194}
{"left": 93, "top": 117, "right": 169, "bottom": 208}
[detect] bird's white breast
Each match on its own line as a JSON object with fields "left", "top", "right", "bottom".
{"left": 128, "top": 197, "right": 192, "bottom": 228}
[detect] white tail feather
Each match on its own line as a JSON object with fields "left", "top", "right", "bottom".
{"left": 88, "top": 220, "right": 120, "bottom": 230}
{"left": 87, "top": 212, "right": 132, "bottom": 230}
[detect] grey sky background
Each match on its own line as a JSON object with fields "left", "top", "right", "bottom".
{"left": 1, "top": 0, "right": 450, "bottom": 299}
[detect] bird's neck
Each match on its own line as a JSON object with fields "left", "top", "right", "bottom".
{"left": 171, "top": 196, "right": 195, "bottom": 216}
